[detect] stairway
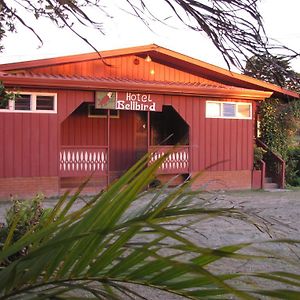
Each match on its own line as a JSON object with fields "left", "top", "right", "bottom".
{"left": 264, "top": 177, "right": 279, "bottom": 190}
{"left": 256, "top": 139, "right": 285, "bottom": 190}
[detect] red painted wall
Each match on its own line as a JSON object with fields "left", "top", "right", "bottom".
{"left": 61, "top": 104, "right": 108, "bottom": 146}
{"left": 0, "top": 89, "right": 94, "bottom": 178}
{"left": 59, "top": 91, "right": 254, "bottom": 174}
{"left": 61, "top": 106, "right": 136, "bottom": 172}
{"left": 28, "top": 55, "right": 225, "bottom": 86}
{"left": 162, "top": 95, "right": 254, "bottom": 172}
{"left": 0, "top": 112, "right": 58, "bottom": 178}
{"left": 0, "top": 91, "right": 255, "bottom": 179}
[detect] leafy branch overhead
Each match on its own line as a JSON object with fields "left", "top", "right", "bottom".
{"left": 0, "top": 0, "right": 299, "bottom": 77}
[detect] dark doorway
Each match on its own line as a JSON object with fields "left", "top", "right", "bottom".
{"left": 134, "top": 111, "right": 148, "bottom": 162}
{"left": 150, "top": 106, "right": 189, "bottom": 146}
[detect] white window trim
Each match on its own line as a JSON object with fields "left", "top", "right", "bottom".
{"left": 0, "top": 92, "right": 57, "bottom": 114}
{"left": 206, "top": 101, "right": 252, "bottom": 120}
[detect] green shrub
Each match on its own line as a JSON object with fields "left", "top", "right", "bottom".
{"left": 253, "top": 145, "right": 266, "bottom": 170}
{"left": 259, "top": 98, "right": 300, "bottom": 159}
{"left": 286, "top": 146, "right": 300, "bottom": 186}
{"left": 0, "top": 82, "right": 17, "bottom": 109}
{"left": 0, "top": 194, "right": 52, "bottom": 265}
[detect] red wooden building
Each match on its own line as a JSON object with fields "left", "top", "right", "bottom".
{"left": 0, "top": 44, "right": 298, "bottom": 198}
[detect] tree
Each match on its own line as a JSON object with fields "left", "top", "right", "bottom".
{"left": 244, "top": 54, "right": 300, "bottom": 92}
{"left": 244, "top": 54, "right": 300, "bottom": 157}
{"left": 243, "top": 54, "right": 300, "bottom": 159}
{"left": 0, "top": 0, "right": 299, "bottom": 77}
{"left": 244, "top": 54, "right": 300, "bottom": 187}
{"left": 258, "top": 98, "right": 300, "bottom": 157}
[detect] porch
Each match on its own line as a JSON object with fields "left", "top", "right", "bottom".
{"left": 59, "top": 145, "right": 190, "bottom": 188}
{"left": 59, "top": 103, "right": 190, "bottom": 189}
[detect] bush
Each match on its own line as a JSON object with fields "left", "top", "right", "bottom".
{"left": 258, "top": 98, "right": 300, "bottom": 159}
{"left": 286, "top": 146, "right": 300, "bottom": 186}
{"left": 253, "top": 145, "right": 266, "bottom": 170}
{"left": 0, "top": 194, "right": 51, "bottom": 265}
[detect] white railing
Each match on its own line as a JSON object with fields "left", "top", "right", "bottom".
{"left": 60, "top": 146, "right": 108, "bottom": 177}
{"left": 149, "top": 146, "right": 189, "bottom": 174}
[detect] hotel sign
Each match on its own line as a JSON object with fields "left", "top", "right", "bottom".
{"left": 95, "top": 91, "right": 162, "bottom": 112}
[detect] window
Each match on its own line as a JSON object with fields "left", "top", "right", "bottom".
{"left": 237, "top": 104, "right": 251, "bottom": 118}
{"left": 206, "top": 101, "right": 252, "bottom": 119}
{"left": 0, "top": 92, "right": 57, "bottom": 113}
{"left": 88, "top": 104, "right": 119, "bottom": 118}
{"left": 223, "top": 103, "right": 236, "bottom": 117}
{"left": 109, "top": 109, "right": 119, "bottom": 118}
{"left": 14, "top": 94, "right": 31, "bottom": 110}
{"left": 36, "top": 95, "right": 55, "bottom": 110}
{"left": 206, "top": 102, "right": 221, "bottom": 118}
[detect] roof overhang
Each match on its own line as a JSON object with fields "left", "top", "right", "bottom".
{"left": 0, "top": 72, "right": 272, "bottom": 101}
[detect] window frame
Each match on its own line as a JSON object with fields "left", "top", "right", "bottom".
{"left": 88, "top": 104, "right": 120, "bottom": 118}
{"left": 206, "top": 101, "right": 252, "bottom": 120}
{"left": 0, "top": 92, "right": 57, "bottom": 113}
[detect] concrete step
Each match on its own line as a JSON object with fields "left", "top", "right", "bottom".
{"left": 264, "top": 177, "right": 273, "bottom": 183}
{"left": 264, "top": 182, "right": 279, "bottom": 190}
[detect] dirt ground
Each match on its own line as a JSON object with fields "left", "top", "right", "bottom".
{"left": 0, "top": 189, "right": 300, "bottom": 299}
{"left": 2, "top": 188, "right": 299, "bottom": 241}
{"left": 130, "top": 189, "right": 300, "bottom": 299}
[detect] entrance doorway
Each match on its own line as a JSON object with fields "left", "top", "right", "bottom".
{"left": 134, "top": 111, "right": 148, "bottom": 162}
{"left": 150, "top": 106, "right": 189, "bottom": 146}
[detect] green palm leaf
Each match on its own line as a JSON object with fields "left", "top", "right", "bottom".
{"left": 0, "top": 153, "right": 300, "bottom": 299}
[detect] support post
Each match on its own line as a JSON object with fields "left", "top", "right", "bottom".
{"left": 147, "top": 111, "right": 150, "bottom": 151}
{"left": 107, "top": 110, "right": 110, "bottom": 187}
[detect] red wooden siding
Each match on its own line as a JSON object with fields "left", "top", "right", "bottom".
{"left": 0, "top": 88, "right": 255, "bottom": 180}
{"left": 160, "top": 96, "right": 254, "bottom": 172}
{"left": 61, "top": 105, "right": 107, "bottom": 146}
{"left": 58, "top": 90, "right": 94, "bottom": 123}
{"left": 0, "top": 89, "right": 94, "bottom": 178}
{"left": 28, "top": 55, "right": 226, "bottom": 87}
{"left": 0, "top": 112, "right": 58, "bottom": 178}
{"left": 109, "top": 111, "right": 136, "bottom": 172}
{"left": 61, "top": 107, "right": 136, "bottom": 173}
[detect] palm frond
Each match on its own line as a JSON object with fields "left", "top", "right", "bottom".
{"left": 0, "top": 153, "right": 299, "bottom": 299}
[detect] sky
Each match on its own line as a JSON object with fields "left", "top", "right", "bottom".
{"left": 0, "top": 0, "right": 299, "bottom": 73}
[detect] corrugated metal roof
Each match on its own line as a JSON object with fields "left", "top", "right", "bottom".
{"left": 1, "top": 70, "right": 232, "bottom": 88}
{"left": 0, "top": 71, "right": 273, "bottom": 100}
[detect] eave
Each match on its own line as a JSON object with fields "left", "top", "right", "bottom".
{"left": 0, "top": 72, "right": 272, "bottom": 101}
